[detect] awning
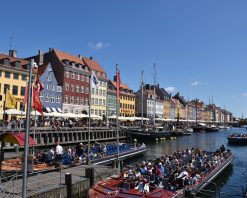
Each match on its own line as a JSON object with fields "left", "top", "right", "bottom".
{"left": 51, "top": 108, "right": 57, "bottom": 112}
{"left": 57, "top": 108, "right": 62, "bottom": 113}
{"left": 46, "top": 107, "right": 52, "bottom": 113}
{"left": 0, "top": 132, "right": 36, "bottom": 147}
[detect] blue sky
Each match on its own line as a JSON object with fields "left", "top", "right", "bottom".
{"left": 1, "top": 0, "right": 247, "bottom": 117}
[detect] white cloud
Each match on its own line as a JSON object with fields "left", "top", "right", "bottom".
{"left": 191, "top": 81, "right": 200, "bottom": 86}
{"left": 88, "top": 42, "right": 110, "bottom": 50}
{"left": 165, "top": 87, "right": 175, "bottom": 93}
{"left": 242, "top": 93, "right": 247, "bottom": 97}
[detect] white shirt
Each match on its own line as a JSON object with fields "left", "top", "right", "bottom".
{"left": 56, "top": 144, "right": 63, "bottom": 155}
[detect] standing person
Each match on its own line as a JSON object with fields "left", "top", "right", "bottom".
{"left": 46, "top": 148, "right": 55, "bottom": 166}
{"left": 55, "top": 142, "right": 63, "bottom": 162}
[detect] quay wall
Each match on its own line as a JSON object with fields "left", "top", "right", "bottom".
{"left": 2, "top": 127, "right": 128, "bottom": 149}
{"left": 29, "top": 166, "right": 117, "bottom": 198}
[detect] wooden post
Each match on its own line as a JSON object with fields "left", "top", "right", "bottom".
{"left": 85, "top": 167, "right": 95, "bottom": 187}
{"left": 65, "top": 173, "right": 72, "bottom": 198}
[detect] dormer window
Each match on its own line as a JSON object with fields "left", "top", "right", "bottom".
{"left": 63, "top": 60, "right": 70, "bottom": 66}
{"left": 4, "top": 58, "right": 10, "bottom": 66}
{"left": 14, "top": 61, "right": 20, "bottom": 68}
{"left": 71, "top": 62, "right": 75, "bottom": 67}
{"left": 78, "top": 64, "right": 82, "bottom": 69}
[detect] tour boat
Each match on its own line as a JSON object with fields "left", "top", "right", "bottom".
{"left": 89, "top": 150, "right": 233, "bottom": 198}
{"left": 227, "top": 133, "right": 247, "bottom": 144}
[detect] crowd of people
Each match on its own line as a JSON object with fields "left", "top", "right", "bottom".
{"left": 34, "top": 141, "right": 145, "bottom": 167}
{"left": 122, "top": 145, "right": 231, "bottom": 193}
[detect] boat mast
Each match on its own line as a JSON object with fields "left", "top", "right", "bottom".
{"left": 141, "top": 69, "right": 144, "bottom": 125}
{"left": 153, "top": 64, "right": 156, "bottom": 125}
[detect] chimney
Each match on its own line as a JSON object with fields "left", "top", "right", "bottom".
{"left": 113, "top": 75, "right": 117, "bottom": 82}
{"left": 38, "top": 50, "right": 44, "bottom": 65}
{"left": 78, "top": 54, "right": 83, "bottom": 60}
{"left": 9, "top": 50, "right": 17, "bottom": 57}
{"left": 90, "top": 56, "right": 93, "bottom": 60}
{"left": 49, "top": 48, "right": 53, "bottom": 52}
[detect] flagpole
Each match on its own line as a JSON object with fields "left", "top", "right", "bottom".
{"left": 22, "top": 59, "right": 34, "bottom": 198}
{"left": 87, "top": 74, "right": 91, "bottom": 164}
{"left": 116, "top": 64, "right": 120, "bottom": 174}
{"left": 141, "top": 70, "right": 144, "bottom": 125}
{"left": 2, "top": 89, "right": 7, "bottom": 133}
{"left": 32, "top": 110, "right": 36, "bottom": 155}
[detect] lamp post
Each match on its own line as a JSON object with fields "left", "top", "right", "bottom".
{"left": 22, "top": 59, "right": 36, "bottom": 198}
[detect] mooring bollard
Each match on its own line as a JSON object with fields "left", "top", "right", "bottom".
{"left": 65, "top": 173, "right": 72, "bottom": 198}
{"left": 85, "top": 167, "right": 95, "bottom": 187}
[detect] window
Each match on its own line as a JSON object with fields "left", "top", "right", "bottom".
{"left": 13, "top": 73, "right": 19, "bottom": 80}
{"left": 21, "top": 86, "right": 25, "bottom": 96}
{"left": 103, "top": 110, "right": 105, "bottom": 115}
{"left": 99, "top": 99, "right": 102, "bottom": 106}
{"left": 86, "top": 76, "right": 89, "bottom": 82}
{"left": 70, "top": 96, "right": 74, "bottom": 104}
{"left": 56, "top": 96, "right": 61, "bottom": 103}
{"left": 77, "top": 74, "right": 80, "bottom": 80}
{"left": 5, "top": 71, "right": 10, "bottom": 78}
{"left": 71, "top": 73, "right": 75, "bottom": 79}
{"left": 65, "top": 95, "right": 68, "bottom": 103}
{"left": 12, "top": 85, "right": 18, "bottom": 95}
{"left": 95, "top": 89, "right": 99, "bottom": 95}
{"left": 91, "top": 98, "right": 94, "bottom": 105}
{"left": 80, "top": 97, "right": 84, "bottom": 105}
{"left": 81, "top": 75, "right": 85, "bottom": 81}
{"left": 99, "top": 89, "right": 102, "bottom": 96}
{"left": 71, "top": 84, "right": 74, "bottom": 92}
{"left": 103, "top": 90, "right": 106, "bottom": 97}
{"left": 99, "top": 109, "right": 102, "bottom": 116}
{"left": 22, "top": 75, "right": 27, "bottom": 81}
{"left": 45, "top": 95, "right": 49, "bottom": 102}
{"left": 47, "top": 74, "right": 51, "bottom": 81}
{"left": 66, "top": 72, "right": 70, "bottom": 78}
{"left": 91, "top": 109, "right": 94, "bottom": 114}
{"left": 57, "top": 86, "right": 62, "bottom": 92}
{"left": 64, "top": 109, "right": 68, "bottom": 113}
{"left": 76, "top": 85, "right": 79, "bottom": 93}
{"left": 65, "top": 83, "right": 69, "bottom": 91}
{"left": 4, "top": 84, "right": 10, "bottom": 93}
{"left": 52, "top": 85, "right": 55, "bottom": 91}
{"left": 46, "top": 84, "right": 49, "bottom": 90}
{"left": 86, "top": 87, "right": 89, "bottom": 94}
{"left": 103, "top": 99, "right": 106, "bottom": 106}
{"left": 95, "top": 109, "right": 98, "bottom": 115}
{"left": 81, "top": 86, "right": 84, "bottom": 93}
{"left": 75, "top": 97, "right": 79, "bottom": 104}
{"left": 95, "top": 98, "right": 98, "bottom": 105}
{"left": 4, "top": 59, "right": 10, "bottom": 66}
{"left": 85, "top": 99, "right": 88, "bottom": 105}
{"left": 92, "top": 88, "right": 95, "bottom": 95}
{"left": 51, "top": 96, "right": 55, "bottom": 103}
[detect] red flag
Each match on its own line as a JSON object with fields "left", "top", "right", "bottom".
{"left": 116, "top": 69, "right": 121, "bottom": 101}
{"left": 32, "top": 86, "right": 44, "bottom": 116}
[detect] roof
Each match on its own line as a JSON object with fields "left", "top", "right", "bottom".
{"left": 0, "top": 53, "right": 35, "bottom": 73}
{"left": 82, "top": 57, "right": 105, "bottom": 73}
{"left": 38, "top": 63, "right": 49, "bottom": 76}
{"left": 53, "top": 49, "right": 86, "bottom": 66}
{"left": 0, "top": 132, "right": 36, "bottom": 146}
{"left": 110, "top": 81, "right": 130, "bottom": 90}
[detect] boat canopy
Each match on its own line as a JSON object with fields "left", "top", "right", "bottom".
{"left": 0, "top": 132, "right": 36, "bottom": 146}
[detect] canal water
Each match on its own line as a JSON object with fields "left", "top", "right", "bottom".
{"left": 125, "top": 127, "right": 247, "bottom": 198}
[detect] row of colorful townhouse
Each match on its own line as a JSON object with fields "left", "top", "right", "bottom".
{"left": 0, "top": 48, "right": 233, "bottom": 123}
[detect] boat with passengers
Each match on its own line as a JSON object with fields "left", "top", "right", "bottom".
{"left": 227, "top": 133, "right": 247, "bottom": 144}
{"left": 89, "top": 146, "right": 233, "bottom": 198}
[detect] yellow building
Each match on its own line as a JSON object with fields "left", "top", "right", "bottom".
{"left": 0, "top": 50, "right": 34, "bottom": 120}
{"left": 163, "top": 99, "right": 171, "bottom": 119}
{"left": 108, "top": 80, "right": 135, "bottom": 117}
{"left": 119, "top": 84, "right": 135, "bottom": 117}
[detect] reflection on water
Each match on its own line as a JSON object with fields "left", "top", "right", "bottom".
{"left": 125, "top": 128, "right": 247, "bottom": 198}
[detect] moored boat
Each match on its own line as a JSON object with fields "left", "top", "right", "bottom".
{"left": 227, "top": 133, "right": 247, "bottom": 144}
{"left": 89, "top": 147, "right": 232, "bottom": 198}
